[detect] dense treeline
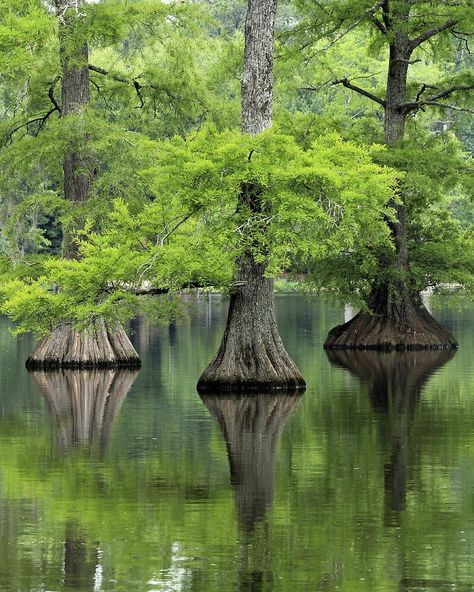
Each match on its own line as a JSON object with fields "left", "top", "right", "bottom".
{"left": 0, "top": 0, "right": 473, "bottom": 387}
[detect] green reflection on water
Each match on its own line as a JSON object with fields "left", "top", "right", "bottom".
{"left": 0, "top": 296, "right": 472, "bottom": 591}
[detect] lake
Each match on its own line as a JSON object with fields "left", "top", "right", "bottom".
{"left": 0, "top": 294, "right": 473, "bottom": 591}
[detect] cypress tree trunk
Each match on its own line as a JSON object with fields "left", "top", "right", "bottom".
{"left": 197, "top": 0, "right": 305, "bottom": 392}
{"left": 26, "top": 1, "right": 140, "bottom": 369}
{"left": 60, "top": 32, "right": 90, "bottom": 260}
{"left": 325, "top": 16, "right": 458, "bottom": 351}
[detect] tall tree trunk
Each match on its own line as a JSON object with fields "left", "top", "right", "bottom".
{"left": 60, "top": 32, "right": 90, "bottom": 259}
{"left": 197, "top": 0, "right": 305, "bottom": 392}
{"left": 26, "top": 1, "right": 140, "bottom": 369}
{"left": 325, "top": 20, "right": 458, "bottom": 351}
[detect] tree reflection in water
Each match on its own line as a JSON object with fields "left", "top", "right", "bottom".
{"left": 63, "top": 520, "right": 101, "bottom": 591}
{"left": 200, "top": 393, "right": 302, "bottom": 592}
{"left": 30, "top": 369, "right": 138, "bottom": 455}
{"left": 326, "top": 350, "right": 455, "bottom": 525}
{"left": 327, "top": 350, "right": 459, "bottom": 590}
{"left": 29, "top": 369, "right": 138, "bottom": 590}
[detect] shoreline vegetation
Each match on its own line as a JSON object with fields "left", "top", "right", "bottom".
{"left": 194, "top": 276, "right": 466, "bottom": 297}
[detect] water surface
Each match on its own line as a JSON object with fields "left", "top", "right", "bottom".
{"left": 0, "top": 295, "right": 473, "bottom": 591}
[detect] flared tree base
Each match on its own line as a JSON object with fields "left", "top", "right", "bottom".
{"left": 26, "top": 319, "right": 141, "bottom": 370}
{"left": 197, "top": 259, "right": 306, "bottom": 394}
{"left": 197, "top": 329, "right": 306, "bottom": 394}
{"left": 325, "top": 287, "right": 458, "bottom": 351}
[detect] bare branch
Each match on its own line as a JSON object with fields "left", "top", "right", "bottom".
{"left": 425, "top": 83, "right": 474, "bottom": 103}
{"left": 283, "top": 2, "right": 383, "bottom": 61}
{"left": 401, "top": 83, "right": 474, "bottom": 112}
{"left": 103, "top": 282, "right": 205, "bottom": 297}
{"left": 414, "top": 83, "right": 439, "bottom": 103}
{"left": 4, "top": 106, "right": 60, "bottom": 145}
{"left": 452, "top": 31, "right": 471, "bottom": 55}
{"left": 410, "top": 18, "right": 457, "bottom": 49}
{"left": 332, "top": 78, "right": 386, "bottom": 106}
{"left": 320, "top": 2, "right": 383, "bottom": 52}
{"left": 372, "top": 17, "right": 387, "bottom": 35}
{"left": 421, "top": 101, "right": 474, "bottom": 114}
{"left": 88, "top": 64, "right": 128, "bottom": 84}
{"left": 393, "top": 58, "right": 422, "bottom": 65}
{"left": 157, "top": 212, "right": 192, "bottom": 247}
{"left": 88, "top": 63, "right": 178, "bottom": 105}
{"left": 48, "top": 86, "right": 61, "bottom": 113}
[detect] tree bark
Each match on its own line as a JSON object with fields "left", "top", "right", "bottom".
{"left": 26, "top": 1, "right": 140, "bottom": 369}
{"left": 57, "top": 0, "right": 91, "bottom": 260}
{"left": 325, "top": 5, "right": 458, "bottom": 350}
{"left": 26, "top": 320, "right": 141, "bottom": 370}
{"left": 197, "top": 0, "right": 305, "bottom": 392}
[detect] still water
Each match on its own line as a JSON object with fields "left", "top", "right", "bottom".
{"left": 0, "top": 295, "right": 473, "bottom": 592}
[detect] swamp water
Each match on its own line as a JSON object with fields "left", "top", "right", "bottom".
{"left": 0, "top": 294, "right": 473, "bottom": 591}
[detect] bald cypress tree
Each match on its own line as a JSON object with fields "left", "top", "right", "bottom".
{"left": 25, "top": 0, "right": 140, "bottom": 369}
{"left": 294, "top": 0, "right": 473, "bottom": 350}
{"left": 197, "top": 0, "right": 306, "bottom": 392}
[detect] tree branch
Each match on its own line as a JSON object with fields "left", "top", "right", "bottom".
{"left": 414, "top": 83, "right": 439, "bottom": 103}
{"left": 88, "top": 63, "right": 178, "bottom": 105}
{"left": 372, "top": 17, "right": 387, "bottom": 35}
{"left": 319, "top": 1, "right": 383, "bottom": 52}
{"left": 381, "top": 0, "right": 391, "bottom": 31}
{"left": 88, "top": 64, "right": 128, "bottom": 84}
{"left": 421, "top": 101, "right": 474, "bottom": 114}
{"left": 401, "top": 83, "right": 474, "bottom": 112}
{"left": 48, "top": 85, "right": 61, "bottom": 113}
{"left": 4, "top": 106, "right": 60, "bottom": 145}
{"left": 424, "top": 83, "right": 474, "bottom": 103}
{"left": 130, "top": 282, "right": 203, "bottom": 296}
{"left": 410, "top": 18, "right": 457, "bottom": 49}
{"left": 332, "top": 78, "right": 386, "bottom": 106}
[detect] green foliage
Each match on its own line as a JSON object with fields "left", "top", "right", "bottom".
{"left": 0, "top": 0, "right": 54, "bottom": 78}
{"left": 378, "top": 134, "right": 474, "bottom": 294}
{"left": 0, "top": 0, "right": 473, "bottom": 339}
{"left": 1, "top": 191, "right": 65, "bottom": 259}
{"left": 0, "top": 126, "right": 397, "bottom": 333}
{"left": 150, "top": 127, "right": 396, "bottom": 273}
{"left": 0, "top": 190, "right": 234, "bottom": 335}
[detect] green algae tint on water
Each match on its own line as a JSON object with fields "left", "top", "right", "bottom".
{"left": 0, "top": 295, "right": 473, "bottom": 592}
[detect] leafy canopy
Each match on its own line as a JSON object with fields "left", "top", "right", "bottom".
{"left": 0, "top": 127, "right": 397, "bottom": 334}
